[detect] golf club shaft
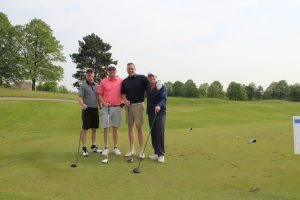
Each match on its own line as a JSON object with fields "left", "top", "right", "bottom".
{"left": 136, "top": 113, "right": 157, "bottom": 169}
{"left": 75, "top": 109, "right": 85, "bottom": 164}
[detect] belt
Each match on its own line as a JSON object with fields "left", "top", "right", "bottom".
{"left": 131, "top": 102, "right": 144, "bottom": 105}
{"left": 106, "top": 105, "right": 120, "bottom": 107}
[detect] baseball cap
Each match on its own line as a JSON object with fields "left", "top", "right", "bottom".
{"left": 85, "top": 68, "right": 94, "bottom": 73}
{"left": 108, "top": 65, "right": 116, "bottom": 70}
{"left": 147, "top": 72, "right": 156, "bottom": 77}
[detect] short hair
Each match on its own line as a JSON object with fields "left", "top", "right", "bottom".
{"left": 127, "top": 62, "right": 135, "bottom": 67}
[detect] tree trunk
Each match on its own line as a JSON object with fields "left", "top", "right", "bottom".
{"left": 32, "top": 79, "right": 36, "bottom": 90}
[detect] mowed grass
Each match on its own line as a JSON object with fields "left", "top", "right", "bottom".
{"left": 0, "top": 97, "right": 300, "bottom": 200}
{"left": 0, "top": 87, "right": 77, "bottom": 100}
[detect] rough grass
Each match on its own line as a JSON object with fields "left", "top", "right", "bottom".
{"left": 0, "top": 87, "right": 77, "bottom": 100}
{"left": 0, "top": 97, "right": 300, "bottom": 200}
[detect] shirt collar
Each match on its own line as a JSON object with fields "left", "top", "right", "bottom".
{"left": 86, "top": 80, "right": 95, "bottom": 85}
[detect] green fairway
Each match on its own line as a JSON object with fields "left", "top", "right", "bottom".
{"left": 0, "top": 98, "right": 300, "bottom": 200}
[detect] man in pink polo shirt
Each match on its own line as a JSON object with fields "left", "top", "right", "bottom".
{"left": 97, "top": 65, "right": 123, "bottom": 156}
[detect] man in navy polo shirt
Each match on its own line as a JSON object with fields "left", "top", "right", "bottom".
{"left": 121, "top": 63, "right": 148, "bottom": 159}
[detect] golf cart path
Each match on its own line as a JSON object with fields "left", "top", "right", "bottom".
{"left": 0, "top": 97, "right": 77, "bottom": 103}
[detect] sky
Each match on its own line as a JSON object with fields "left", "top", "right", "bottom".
{"left": 1, "top": 0, "right": 300, "bottom": 91}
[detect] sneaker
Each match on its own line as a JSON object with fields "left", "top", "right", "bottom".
{"left": 139, "top": 151, "right": 145, "bottom": 159}
{"left": 113, "top": 147, "right": 121, "bottom": 156}
{"left": 82, "top": 148, "right": 88, "bottom": 157}
{"left": 158, "top": 156, "right": 165, "bottom": 163}
{"left": 102, "top": 148, "right": 109, "bottom": 155}
{"left": 91, "top": 146, "right": 102, "bottom": 153}
{"left": 148, "top": 154, "right": 158, "bottom": 160}
{"left": 125, "top": 151, "right": 136, "bottom": 157}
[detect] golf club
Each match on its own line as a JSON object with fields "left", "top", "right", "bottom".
{"left": 70, "top": 109, "right": 85, "bottom": 168}
{"left": 101, "top": 105, "right": 110, "bottom": 164}
{"left": 132, "top": 113, "right": 157, "bottom": 173}
{"left": 127, "top": 107, "right": 134, "bottom": 163}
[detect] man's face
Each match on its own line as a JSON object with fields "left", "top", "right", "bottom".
{"left": 108, "top": 68, "right": 117, "bottom": 77}
{"left": 148, "top": 74, "right": 156, "bottom": 83}
{"left": 127, "top": 64, "right": 136, "bottom": 76}
{"left": 86, "top": 71, "right": 95, "bottom": 81}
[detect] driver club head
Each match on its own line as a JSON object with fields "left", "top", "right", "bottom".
{"left": 132, "top": 168, "right": 141, "bottom": 173}
{"left": 101, "top": 158, "right": 109, "bottom": 164}
{"left": 70, "top": 163, "right": 77, "bottom": 168}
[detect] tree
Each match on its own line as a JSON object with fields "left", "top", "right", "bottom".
{"left": 172, "top": 81, "right": 184, "bottom": 97}
{"left": 58, "top": 85, "right": 69, "bottom": 93}
{"left": 70, "top": 33, "right": 117, "bottom": 88}
{"left": 165, "top": 81, "right": 173, "bottom": 96}
{"left": 0, "top": 12, "right": 23, "bottom": 86}
{"left": 207, "top": 81, "right": 224, "bottom": 98}
{"left": 264, "top": 82, "right": 278, "bottom": 99}
{"left": 183, "top": 79, "right": 199, "bottom": 98}
{"left": 19, "top": 18, "right": 65, "bottom": 90}
{"left": 37, "top": 81, "right": 58, "bottom": 92}
{"left": 244, "top": 82, "right": 256, "bottom": 101}
{"left": 254, "top": 85, "right": 264, "bottom": 100}
{"left": 276, "top": 80, "right": 290, "bottom": 100}
{"left": 290, "top": 83, "right": 300, "bottom": 102}
{"left": 227, "top": 82, "right": 247, "bottom": 101}
{"left": 198, "top": 83, "right": 209, "bottom": 98}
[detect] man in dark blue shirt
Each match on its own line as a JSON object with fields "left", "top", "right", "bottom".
{"left": 146, "top": 72, "right": 167, "bottom": 163}
{"left": 121, "top": 63, "right": 148, "bottom": 158}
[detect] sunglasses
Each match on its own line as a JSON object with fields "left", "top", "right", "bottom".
{"left": 108, "top": 68, "right": 116, "bottom": 71}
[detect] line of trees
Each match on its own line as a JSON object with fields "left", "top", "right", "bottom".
{"left": 165, "top": 80, "right": 300, "bottom": 102}
{"left": 0, "top": 12, "right": 65, "bottom": 90}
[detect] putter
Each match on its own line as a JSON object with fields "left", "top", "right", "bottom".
{"left": 101, "top": 105, "right": 110, "bottom": 164}
{"left": 132, "top": 113, "right": 157, "bottom": 173}
{"left": 70, "top": 109, "right": 85, "bottom": 168}
{"left": 127, "top": 107, "right": 134, "bottom": 163}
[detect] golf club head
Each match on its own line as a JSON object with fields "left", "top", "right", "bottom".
{"left": 127, "top": 158, "right": 134, "bottom": 163}
{"left": 132, "top": 168, "right": 141, "bottom": 173}
{"left": 70, "top": 163, "right": 77, "bottom": 168}
{"left": 101, "top": 158, "right": 108, "bottom": 164}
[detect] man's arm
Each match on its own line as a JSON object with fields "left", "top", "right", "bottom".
{"left": 79, "top": 96, "right": 88, "bottom": 109}
{"left": 155, "top": 86, "right": 167, "bottom": 113}
{"left": 121, "top": 80, "right": 130, "bottom": 107}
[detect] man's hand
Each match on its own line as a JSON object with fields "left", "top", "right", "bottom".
{"left": 81, "top": 104, "right": 88, "bottom": 109}
{"left": 103, "top": 102, "right": 110, "bottom": 107}
{"left": 124, "top": 100, "right": 131, "bottom": 107}
{"left": 155, "top": 106, "right": 161, "bottom": 113}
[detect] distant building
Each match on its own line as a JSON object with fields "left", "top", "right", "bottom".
{"left": 12, "top": 81, "right": 32, "bottom": 90}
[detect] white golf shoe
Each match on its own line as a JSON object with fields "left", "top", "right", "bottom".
{"left": 125, "top": 151, "right": 136, "bottom": 157}
{"left": 82, "top": 148, "right": 88, "bottom": 157}
{"left": 148, "top": 154, "right": 158, "bottom": 160}
{"left": 139, "top": 151, "right": 145, "bottom": 159}
{"left": 101, "top": 148, "right": 109, "bottom": 155}
{"left": 92, "top": 146, "right": 102, "bottom": 153}
{"left": 158, "top": 156, "right": 165, "bottom": 163}
{"left": 113, "top": 147, "right": 121, "bottom": 155}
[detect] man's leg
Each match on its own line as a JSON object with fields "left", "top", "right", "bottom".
{"left": 128, "top": 123, "right": 135, "bottom": 153}
{"left": 113, "top": 127, "right": 119, "bottom": 147}
{"left": 103, "top": 128, "right": 109, "bottom": 148}
{"left": 136, "top": 123, "right": 144, "bottom": 152}
{"left": 148, "top": 115, "right": 158, "bottom": 154}
{"left": 81, "top": 129, "right": 88, "bottom": 147}
{"left": 156, "top": 114, "right": 166, "bottom": 156}
{"left": 91, "top": 128, "right": 97, "bottom": 146}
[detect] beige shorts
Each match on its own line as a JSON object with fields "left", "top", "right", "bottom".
{"left": 125, "top": 103, "right": 144, "bottom": 126}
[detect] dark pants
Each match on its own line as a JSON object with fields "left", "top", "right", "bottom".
{"left": 148, "top": 113, "right": 166, "bottom": 156}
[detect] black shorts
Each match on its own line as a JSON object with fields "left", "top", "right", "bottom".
{"left": 82, "top": 108, "right": 99, "bottom": 129}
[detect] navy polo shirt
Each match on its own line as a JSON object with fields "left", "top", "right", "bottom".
{"left": 146, "top": 84, "right": 167, "bottom": 115}
{"left": 121, "top": 74, "right": 148, "bottom": 103}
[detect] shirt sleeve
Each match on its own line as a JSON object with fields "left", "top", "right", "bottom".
{"left": 157, "top": 85, "right": 167, "bottom": 107}
{"left": 121, "top": 79, "right": 126, "bottom": 95}
{"left": 79, "top": 84, "right": 84, "bottom": 97}
{"left": 143, "top": 75, "right": 149, "bottom": 91}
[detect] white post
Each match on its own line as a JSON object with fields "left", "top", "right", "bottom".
{"left": 293, "top": 116, "right": 300, "bottom": 154}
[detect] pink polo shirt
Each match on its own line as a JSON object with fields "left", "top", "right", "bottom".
{"left": 97, "top": 76, "right": 123, "bottom": 106}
